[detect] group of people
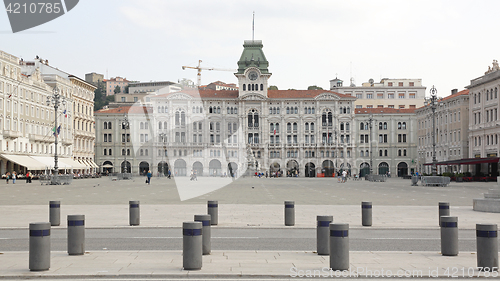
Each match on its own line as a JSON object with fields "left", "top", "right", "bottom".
{"left": 4, "top": 171, "right": 33, "bottom": 184}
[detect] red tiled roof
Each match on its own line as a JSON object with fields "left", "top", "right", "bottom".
{"left": 355, "top": 108, "right": 417, "bottom": 114}
{"left": 95, "top": 106, "right": 152, "bottom": 115}
{"left": 439, "top": 89, "right": 469, "bottom": 102}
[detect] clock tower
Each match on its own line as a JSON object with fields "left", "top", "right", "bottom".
{"left": 234, "top": 40, "right": 272, "bottom": 98}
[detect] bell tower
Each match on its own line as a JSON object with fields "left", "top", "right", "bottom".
{"left": 234, "top": 40, "right": 272, "bottom": 98}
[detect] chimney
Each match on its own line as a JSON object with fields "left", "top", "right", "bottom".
{"left": 451, "top": 89, "right": 458, "bottom": 95}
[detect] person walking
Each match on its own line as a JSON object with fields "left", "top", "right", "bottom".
{"left": 167, "top": 169, "right": 171, "bottom": 179}
{"left": 146, "top": 170, "right": 152, "bottom": 185}
{"left": 5, "top": 172, "right": 10, "bottom": 184}
{"left": 12, "top": 172, "right": 16, "bottom": 184}
{"left": 342, "top": 170, "right": 347, "bottom": 183}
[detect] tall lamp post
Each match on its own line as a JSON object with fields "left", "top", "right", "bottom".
{"left": 365, "top": 115, "right": 376, "bottom": 175}
{"left": 426, "top": 86, "right": 439, "bottom": 176}
{"left": 159, "top": 132, "right": 166, "bottom": 176}
{"left": 46, "top": 86, "right": 66, "bottom": 178}
{"left": 121, "top": 114, "right": 130, "bottom": 174}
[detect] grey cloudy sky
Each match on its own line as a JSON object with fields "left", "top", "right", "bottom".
{"left": 1, "top": 0, "right": 498, "bottom": 97}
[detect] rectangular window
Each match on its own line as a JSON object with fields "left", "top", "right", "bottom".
{"left": 388, "top": 82, "right": 393, "bottom": 86}
{"left": 398, "top": 82, "right": 403, "bottom": 86}
{"left": 399, "top": 93, "right": 405, "bottom": 99}
{"left": 409, "top": 82, "right": 414, "bottom": 86}
{"left": 377, "top": 93, "right": 384, "bottom": 99}
{"left": 366, "top": 94, "right": 373, "bottom": 99}
{"left": 399, "top": 105, "right": 405, "bottom": 109}
{"left": 367, "top": 105, "right": 373, "bottom": 108}
{"left": 378, "top": 105, "right": 384, "bottom": 108}
{"left": 356, "top": 94, "right": 363, "bottom": 99}
{"left": 388, "top": 93, "right": 394, "bottom": 99}
{"left": 388, "top": 105, "right": 394, "bottom": 108}
{"left": 409, "top": 93, "right": 415, "bottom": 99}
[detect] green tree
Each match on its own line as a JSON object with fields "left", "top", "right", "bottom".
{"left": 114, "top": 85, "right": 122, "bottom": 94}
{"left": 268, "top": 85, "right": 278, "bottom": 90}
{"left": 307, "top": 85, "right": 323, "bottom": 90}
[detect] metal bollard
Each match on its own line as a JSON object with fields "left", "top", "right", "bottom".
{"left": 49, "top": 201, "right": 60, "bottom": 226}
{"left": 183, "top": 221, "right": 202, "bottom": 270}
{"left": 67, "top": 215, "right": 85, "bottom": 255}
{"left": 330, "top": 223, "right": 349, "bottom": 271}
{"left": 284, "top": 201, "right": 295, "bottom": 226}
{"left": 476, "top": 224, "right": 499, "bottom": 270}
{"left": 440, "top": 216, "right": 458, "bottom": 256}
{"left": 29, "top": 222, "right": 51, "bottom": 271}
{"left": 438, "top": 202, "right": 450, "bottom": 225}
{"left": 207, "top": 201, "right": 218, "bottom": 225}
{"left": 317, "top": 215, "right": 333, "bottom": 255}
{"left": 361, "top": 201, "right": 372, "bottom": 226}
{"left": 129, "top": 200, "right": 140, "bottom": 226}
{"left": 194, "top": 214, "right": 211, "bottom": 255}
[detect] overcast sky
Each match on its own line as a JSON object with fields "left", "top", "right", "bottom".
{"left": 1, "top": 0, "right": 498, "bottom": 97}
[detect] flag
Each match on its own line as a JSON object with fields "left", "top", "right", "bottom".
{"left": 63, "top": 109, "right": 67, "bottom": 118}
{"left": 52, "top": 125, "right": 61, "bottom": 136}
{"left": 57, "top": 125, "right": 61, "bottom": 135}
{"left": 274, "top": 129, "right": 276, "bottom": 135}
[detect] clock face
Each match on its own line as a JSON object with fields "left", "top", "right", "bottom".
{"left": 248, "top": 71, "right": 258, "bottom": 81}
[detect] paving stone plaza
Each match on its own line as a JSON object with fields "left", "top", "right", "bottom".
{"left": 0, "top": 177, "right": 499, "bottom": 279}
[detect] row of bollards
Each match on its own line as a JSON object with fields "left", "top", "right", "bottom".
{"left": 33, "top": 199, "right": 498, "bottom": 272}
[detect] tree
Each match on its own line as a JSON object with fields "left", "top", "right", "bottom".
{"left": 114, "top": 85, "right": 122, "bottom": 94}
{"left": 268, "top": 85, "right": 278, "bottom": 90}
{"left": 307, "top": 85, "right": 323, "bottom": 90}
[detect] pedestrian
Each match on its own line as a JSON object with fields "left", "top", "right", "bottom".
{"left": 12, "top": 172, "right": 16, "bottom": 184}
{"left": 342, "top": 170, "right": 347, "bottom": 183}
{"left": 5, "top": 172, "right": 10, "bottom": 184}
{"left": 167, "top": 169, "right": 171, "bottom": 179}
{"left": 146, "top": 170, "right": 152, "bottom": 185}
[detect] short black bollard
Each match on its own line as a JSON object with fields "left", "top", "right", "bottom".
{"left": 49, "top": 201, "right": 60, "bottom": 226}
{"left": 129, "top": 200, "right": 140, "bottom": 226}
{"left": 317, "top": 215, "right": 333, "bottom": 255}
{"left": 330, "top": 223, "right": 349, "bottom": 271}
{"left": 183, "top": 221, "right": 202, "bottom": 270}
{"left": 207, "top": 201, "right": 218, "bottom": 225}
{"left": 29, "top": 222, "right": 51, "bottom": 271}
{"left": 476, "top": 224, "right": 499, "bottom": 270}
{"left": 284, "top": 201, "right": 295, "bottom": 226}
{"left": 67, "top": 215, "right": 85, "bottom": 255}
{"left": 361, "top": 201, "right": 372, "bottom": 226}
{"left": 194, "top": 214, "right": 211, "bottom": 255}
{"left": 438, "top": 202, "right": 450, "bottom": 225}
{"left": 440, "top": 216, "right": 458, "bottom": 256}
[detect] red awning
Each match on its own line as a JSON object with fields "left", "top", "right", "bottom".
{"left": 423, "top": 157, "right": 500, "bottom": 166}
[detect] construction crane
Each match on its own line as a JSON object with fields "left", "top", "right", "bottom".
{"left": 182, "top": 60, "right": 236, "bottom": 87}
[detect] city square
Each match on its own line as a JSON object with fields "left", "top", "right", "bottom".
{"left": 0, "top": 176, "right": 499, "bottom": 279}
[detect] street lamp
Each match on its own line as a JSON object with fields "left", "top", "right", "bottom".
{"left": 365, "top": 115, "right": 376, "bottom": 175}
{"left": 121, "top": 114, "right": 130, "bottom": 174}
{"left": 159, "top": 132, "right": 166, "bottom": 176}
{"left": 425, "top": 86, "right": 439, "bottom": 176}
{"left": 46, "top": 86, "right": 66, "bottom": 178}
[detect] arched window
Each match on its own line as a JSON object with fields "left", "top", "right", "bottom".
{"left": 103, "top": 149, "right": 107, "bottom": 155}
{"left": 327, "top": 112, "right": 332, "bottom": 125}
{"left": 286, "top": 107, "right": 290, "bottom": 114}
{"left": 108, "top": 122, "right": 112, "bottom": 129}
{"left": 347, "top": 107, "right": 350, "bottom": 114}
{"left": 104, "top": 122, "right": 107, "bottom": 130}
{"left": 140, "top": 149, "right": 144, "bottom": 156}
{"left": 122, "top": 149, "right": 125, "bottom": 155}
{"left": 159, "top": 122, "right": 162, "bottom": 130}
{"left": 310, "top": 122, "right": 314, "bottom": 131}
{"left": 379, "top": 122, "right": 383, "bottom": 130}
{"left": 217, "top": 107, "right": 221, "bottom": 114}
{"left": 340, "top": 122, "right": 345, "bottom": 130}
{"left": 346, "top": 122, "right": 350, "bottom": 131}
{"left": 163, "top": 121, "right": 167, "bottom": 129}
{"left": 360, "top": 122, "right": 364, "bottom": 130}
{"left": 305, "top": 122, "right": 309, "bottom": 131}
{"left": 248, "top": 109, "right": 259, "bottom": 128}
{"left": 360, "top": 150, "right": 364, "bottom": 157}
{"left": 295, "top": 107, "right": 298, "bottom": 114}
{"left": 140, "top": 122, "right": 144, "bottom": 129}
{"left": 384, "top": 122, "right": 387, "bottom": 130}
{"left": 287, "top": 122, "right": 292, "bottom": 132}
{"left": 175, "top": 112, "right": 180, "bottom": 125}
{"left": 260, "top": 84, "right": 263, "bottom": 91}
{"left": 402, "top": 122, "right": 406, "bottom": 129}
{"left": 243, "top": 84, "right": 246, "bottom": 91}
{"left": 181, "top": 111, "right": 186, "bottom": 125}
{"left": 293, "top": 122, "right": 297, "bottom": 131}
{"left": 109, "top": 149, "right": 112, "bottom": 156}
{"left": 216, "top": 122, "right": 220, "bottom": 131}
{"left": 398, "top": 122, "right": 401, "bottom": 129}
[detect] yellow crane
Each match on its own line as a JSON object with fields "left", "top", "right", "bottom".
{"left": 182, "top": 60, "right": 236, "bottom": 87}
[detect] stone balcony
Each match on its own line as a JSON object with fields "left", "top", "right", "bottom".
{"left": 3, "top": 130, "right": 22, "bottom": 139}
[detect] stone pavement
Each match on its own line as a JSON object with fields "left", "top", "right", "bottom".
{"left": 0, "top": 250, "right": 497, "bottom": 279}
{"left": 0, "top": 177, "right": 499, "bottom": 279}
